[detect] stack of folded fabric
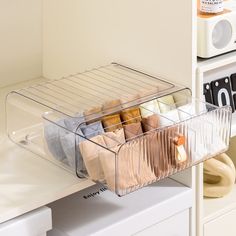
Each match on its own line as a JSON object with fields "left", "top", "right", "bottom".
{"left": 44, "top": 94, "right": 189, "bottom": 192}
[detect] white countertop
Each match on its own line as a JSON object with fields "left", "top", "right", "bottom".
{"left": 0, "top": 79, "right": 94, "bottom": 223}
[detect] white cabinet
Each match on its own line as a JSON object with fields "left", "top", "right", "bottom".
{"left": 0, "top": 207, "right": 52, "bottom": 236}
{"left": 48, "top": 179, "right": 192, "bottom": 236}
{"left": 197, "top": 52, "right": 236, "bottom": 236}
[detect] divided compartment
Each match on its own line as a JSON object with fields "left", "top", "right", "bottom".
{"left": 6, "top": 63, "right": 232, "bottom": 196}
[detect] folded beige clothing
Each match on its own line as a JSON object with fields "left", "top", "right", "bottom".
{"left": 100, "top": 133, "right": 156, "bottom": 193}
{"left": 102, "top": 114, "right": 123, "bottom": 132}
{"left": 123, "top": 122, "right": 143, "bottom": 140}
{"left": 84, "top": 106, "right": 102, "bottom": 124}
{"left": 140, "top": 100, "right": 160, "bottom": 118}
{"left": 142, "top": 114, "right": 160, "bottom": 132}
{"left": 102, "top": 128, "right": 125, "bottom": 148}
{"left": 120, "top": 94, "right": 140, "bottom": 108}
{"left": 99, "top": 145, "right": 139, "bottom": 193}
{"left": 102, "top": 99, "right": 122, "bottom": 114}
{"left": 121, "top": 107, "right": 142, "bottom": 124}
{"left": 79, "top": 135, "right": 106, "bottom": 181}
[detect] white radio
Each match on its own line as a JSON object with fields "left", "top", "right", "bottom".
{"left": 198, "top": 0, "right": 236, "bottom": 58}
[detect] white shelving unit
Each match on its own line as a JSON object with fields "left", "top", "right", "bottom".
{"left": 197, "top": 51, "right": 236, "bottom": 137}
{"left": 196, "top": 51, "right": 236, "bottom": 236}
{"left": 0, "top": 1, "right": 198, "bottom": 236}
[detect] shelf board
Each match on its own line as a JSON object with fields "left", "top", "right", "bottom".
{"left": 0, "top": 80, "right": 95, "bottom": 224}
{"left": 197, "top": 51, "right": 236, "bottom": 73}
{"left": 231, "top": 113, "right": 236, "bottom": 137}
{"left": 204, "top": 183, "right": 236, "bottom": 223}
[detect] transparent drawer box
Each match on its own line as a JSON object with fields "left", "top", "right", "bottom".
{"left": 6, "top": 63, "right": 231, "bottom": 196}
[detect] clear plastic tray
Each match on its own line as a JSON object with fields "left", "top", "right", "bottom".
{"left": 6, "top": 63, "right": 232, "bottom": 196}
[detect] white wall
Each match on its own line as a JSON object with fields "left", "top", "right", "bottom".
{"left": 42, "top": 0, "right": 196, "bottom": 193}
{"left": 43, "top": 0, "right": 194, "bottom": 88}
{"left": 0, "top": 0, "right": 42, "bottom": 87}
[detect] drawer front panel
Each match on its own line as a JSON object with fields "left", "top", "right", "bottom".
{"left": 134, "top": 209, "right": 189, "bottom": 236}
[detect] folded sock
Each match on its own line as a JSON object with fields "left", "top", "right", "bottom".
{"left": 81, "top": 121, "right": 104, "bottom": 139}
{"left": 61, "top": 120, "right": 105, "bottom": 170}
{"left": 84, "top": 106, "right": 102, "bottom": 124}
{"left": 102, "top": 128, "right": 125, "bottom": 148}
{"left": 140, "top": 100, "right": 160, "bottom": 118}
{"left": 79, "top": 134, "right": 106, "bottom": 181}
{"left": 123, "top": 122, "right": 143, "bottom": 140}
{"left": 157, "top": 95, "right": 180, "bottom": 126}
{"left": 44, "top": 119, "right": 67, "bottom": 162}
{"left": 64, "top": 113, "right": 85, "bottom": 132}
{"left": 99, "top": 144, "right": 139, "bottom": 193}
{"left": 102, "top": 99, "right": 122, "bottom": 114}
{"left": 60, "top": 129, "right": 84, "bottom": 169}
{"left": 120, "top": 94, "right": 140, "bottom": 108}
{"left": 157, "top": 95, "right": 176, "bottom": 113}
{"left": 102, "top": 114, "right": 123, "bottom": 132}
{"left": 120, "top": 107, "right": 142, "bottom": 124}
{"left": 100, "top": 136, "right": 156, "bottom": 193}
{"left": 60, "top": 114, "right": 86, "bottom": 169}
{"left": 90, "top": 128, "right": 125, "bottom": 192}
{"left": 131, "top": 137, "right": 156, "bottom": 185}
{"left": 142, "top": 114, "right": 160, "bottom": 132}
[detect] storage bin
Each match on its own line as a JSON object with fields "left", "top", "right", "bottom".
{"left": 6, "top": 63, "right": 231, "bottom": 196}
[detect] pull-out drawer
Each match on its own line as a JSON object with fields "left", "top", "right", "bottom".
{"left": 6, "top": 63, "right": 231, "bottom": 196}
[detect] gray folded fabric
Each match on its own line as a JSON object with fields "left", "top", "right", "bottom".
{"left": 61, "top": 114, "right": 86, "bottom": 169}
{"left": 81, "top": 121, "right": 104, "bottom": 139}
{"left": 61, "top": 120, "right": 104, "bottom": 171}
{"left": 60, "top": 129, "right": 84, "bottom": 169}
{"left": 44, "top": 113, "right": 85, "bottom": 167}
{"left": 64, "top": 113, "right": 86, "bottom": 132}
{"left": 44, "top": 119, "right": 67, "bottom": 162}
{"left": 45, "top": 113, "right": 105, "bottom": 173}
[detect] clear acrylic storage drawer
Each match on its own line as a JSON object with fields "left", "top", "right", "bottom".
{"left": 6, "top": 63, "right": 231, "bottom": 196}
